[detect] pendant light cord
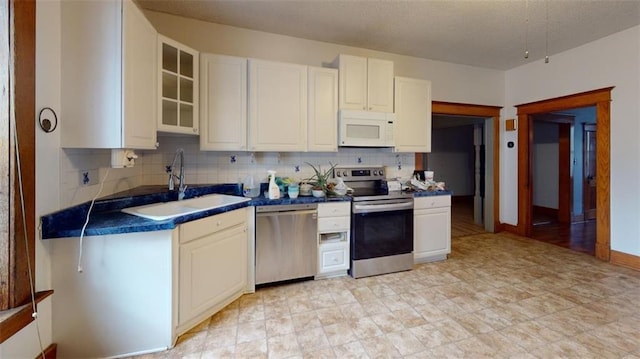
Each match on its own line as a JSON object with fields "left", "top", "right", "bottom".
{"left": 524, "top": 0, "right": 529, "bottom": 58}
{"left": 545, "top": 0, "right": 550, "bottom": 63}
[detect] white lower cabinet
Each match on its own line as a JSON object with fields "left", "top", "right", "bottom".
{"left": 414, "top": 195, "right": 451, "bottom": 263}
{"left": 178, "top": 208, "right": 250, "bottom": 332}
{"left": 316, "top": 202, "right": 350, "bottom": 278}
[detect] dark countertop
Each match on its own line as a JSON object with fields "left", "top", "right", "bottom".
{"left": 40, "top": 184, "right": 351, "bottom": 239}
{"left": 40, "top": 184, "right": 451, "bottom": 240}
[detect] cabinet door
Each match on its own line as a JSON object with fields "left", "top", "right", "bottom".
{"left": 307, "top": 67, "right": 338, "bottom": 152}
{"left": 61, "top": 0, "right": 156, "bottom": 149}
{"left": 338, "top": 55, "right": 368, "bottom": 111}
{"left": 414, "top": 206, "right": 451, "bottom": 263}
{"left": 200, "top": 54, "right": 247, "bottom": 151}
{"left": 318, "top": 241, "right": 350, "bottom": 274}
{"left": 248, "top": 59, "right": 307, "bottom": 151}
{"left": 158, "top": 35, "right": 199, "bottom": 135}
{"left": 394, "top": 77, "right": 432, "bottom": 152}
{"left": 179, "top": 224, "right": 247, "bottom": 326}
{"left": 122, "top": 0, "right": 158, "bottom": 149}
{"left": 367, "top": 58, "right": 394, "bottom": 113}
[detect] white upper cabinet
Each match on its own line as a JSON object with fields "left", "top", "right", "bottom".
{"left": 200, "top": 54, "right": 247, "bottom": 151}
{"left": 393, "top": 77, "right": 432, "bottom": 152}
{"left": 158, "top": 35, "right": 199, "bottom": 135}
{"left": 61, "top": 0, "right": 157, "bottom": 149}
{"left": 248, "top": 59, "right": 308, "bottom": 152}
{"left": 307, "top": 67, "right": 338, "bottom": 152}
{"left": 336, "top": 55, "right": 394, "bottom": 113}
{"left": 366, "top": 58, "right": 395, "bottom": 113}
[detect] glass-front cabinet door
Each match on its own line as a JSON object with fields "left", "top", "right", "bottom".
{"left": 158, "top": 35, "right": 199, "bottom": 135}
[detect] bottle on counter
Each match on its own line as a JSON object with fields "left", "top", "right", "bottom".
{"left": 267, "top": 170, "right": 280, "bottom": 199}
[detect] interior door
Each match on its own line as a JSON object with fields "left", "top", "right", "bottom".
{"left": 583, "top": 124, "right": 597, "bottom": 220}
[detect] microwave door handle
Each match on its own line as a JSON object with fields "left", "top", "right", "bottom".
{"left": 353, "top": 201, "right": 413, "bottom": 214}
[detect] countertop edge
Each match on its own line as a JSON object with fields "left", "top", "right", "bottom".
{"left": 41, "top": 185, "right": 450, "bottom": 240}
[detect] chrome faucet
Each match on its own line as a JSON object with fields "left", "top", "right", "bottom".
{"left": 168, "top": 148, "right": 187, "bottom": 200}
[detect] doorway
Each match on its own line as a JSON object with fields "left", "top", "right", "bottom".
{"left": 528, "top": 109, "right": 597, "bottom": 255}
{"left": 416, "top": 101, "right": 502, "bottom": 234}
{"left": 515, "top": 87, "right": 612, "bottom": 261}
{"left": 425, "top": 115, "right": 487, "bottom": 235}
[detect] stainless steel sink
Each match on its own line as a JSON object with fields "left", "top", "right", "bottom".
{"left": 122, "top": 194, "right": 251, "bottom": 221}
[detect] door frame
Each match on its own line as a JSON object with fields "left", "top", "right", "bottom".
{"left": 515, "top": 87, "right": 612, "bottom": 261}
{"left": 416, "top": 101, "right": 502, "bottom": 232}
{"left": 583, "top": 123, "right": 597, "bottom": 220}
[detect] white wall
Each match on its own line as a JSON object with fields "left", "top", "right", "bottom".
{"left": 505, "top": 25, "right": 640, "bottom": 255}
{"left": 426, "top": 126, "right": 474, "bottom": 196}
{"left": 144, "top": 11, "right": 505, "bottom": 107}
{"left": 532, "top": 122, "right": 559, "bottom": 209}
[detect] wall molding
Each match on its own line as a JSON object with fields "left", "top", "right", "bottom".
{"left": 610, "top": 250, "right": 640, "bottom": 271}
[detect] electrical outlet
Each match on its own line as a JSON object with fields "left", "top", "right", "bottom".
{"left": 80, "top": 169, "right": 99, "bottom": 186}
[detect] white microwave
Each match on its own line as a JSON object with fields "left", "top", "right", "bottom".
{"left": 339, "top": 110, "right": 395, "bottom": 147}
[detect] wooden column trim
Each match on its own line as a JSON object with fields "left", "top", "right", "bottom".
{"left": 0, "top": 290, "right": 53, "bottom": 344}
{"left": 0, "top": 0, "right": 36, "bottom": 311}
{"left": 595, "top": 100, "right": 610, "bottom": 261}
{"left": 41, "top": 343, "right": 58, "bottom": 359}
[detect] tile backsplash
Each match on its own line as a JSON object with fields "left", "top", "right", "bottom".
{"left": 60, "top": 135, "right": 415, "bottom": 207}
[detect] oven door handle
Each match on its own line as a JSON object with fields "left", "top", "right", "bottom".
{"left": 353, "top": 201, "right": 413, "bottom": 214}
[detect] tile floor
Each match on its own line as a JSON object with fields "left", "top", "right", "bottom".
{"left": 133, "top": 232, "right": 640, "bottom": 358}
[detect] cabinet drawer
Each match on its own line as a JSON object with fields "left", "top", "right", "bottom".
{"left": 414, "top": 195, "right": 451, "bottom": 210}
{"left": 318, "top": 217, "right": 350, "bottom": 232}
{"left": 319, "top": 241, "right": 349, "bottom": 273}
{"left": 318, "top": 202, "right": 350, "bottom": 217}
{"left": 180, "top": 208, "right": 246, "bottom": 244}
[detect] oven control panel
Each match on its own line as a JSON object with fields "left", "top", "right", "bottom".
{"left": 334, "top": 166, "right": 385, "bottom": 181}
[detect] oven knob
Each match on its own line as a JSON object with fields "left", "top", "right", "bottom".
{"left": 379, "top": 170, "right": 384, "bottom": 176}
{"left": 342, "top": 171, "right": 348, "bottom": 177}
{"left": 373, "top": 170, "right": 379, "bottom": 176}
{"left": 336, "top": 172, "right": 341, "bottom": 177}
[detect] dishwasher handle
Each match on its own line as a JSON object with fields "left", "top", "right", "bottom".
{"left": 256, "top": 203, "right": 318, "bottom": 213}
{"left": 256, "top": 209, "right": 318, "bottom": 218}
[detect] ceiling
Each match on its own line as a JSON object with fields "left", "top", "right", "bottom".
{"left": 137, "top": 0, "right": 640, "bottom": 70}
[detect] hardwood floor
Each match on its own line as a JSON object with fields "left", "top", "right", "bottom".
{"left": 451, "top": 196, "right": 596, "bottom": 256}
{"left": 530, "top": 219, "right": 597, "bottom": 256}
{"left": 451, "top": 197, "right": 485, "bottom": 238}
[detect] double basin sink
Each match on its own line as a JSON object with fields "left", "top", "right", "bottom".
{"left": 122, "top": 194, "right": 251, "bottom": 221}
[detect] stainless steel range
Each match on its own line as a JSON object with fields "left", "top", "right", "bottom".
{"left": 334, "top": 166, "right": 414, "bottom": 278}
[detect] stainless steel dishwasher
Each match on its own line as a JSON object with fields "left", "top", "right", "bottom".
{"left": 255, "top": 203, "right": 318, "bottom": 285}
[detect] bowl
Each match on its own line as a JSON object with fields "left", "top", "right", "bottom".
{"left": 332, "top": 188, "right": 347, "bottom": 196}
{"left": 312, "top": 189, "right": 325, "bottom": 198}
{"left": 300, "top": 183, "right": 313, "bottom": 196}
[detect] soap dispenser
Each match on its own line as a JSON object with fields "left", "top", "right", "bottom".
{"left": 267, "top": 170, "right": 280, "bottom": 199}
